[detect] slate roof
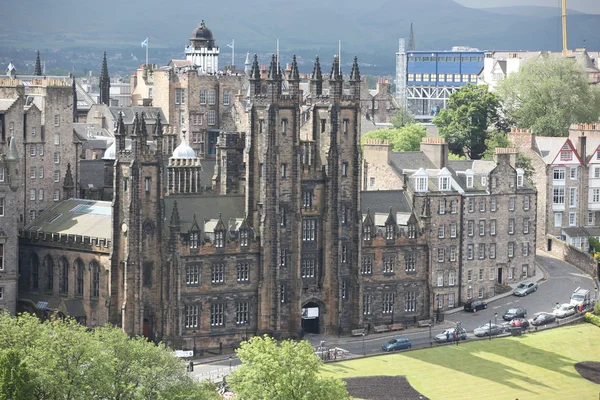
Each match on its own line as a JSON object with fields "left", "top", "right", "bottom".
{"left": 80, "top": 160, "right": 107, "bottom": 190}
{"left": 163, "top": 194, "right": 245, "bottom": 233}
{"left": 535, "top": 136, "right": 568, "bottom": 164}
{"left": 389, "top": 152, "right": 435, "bottom": 173}
{"left": 73, "top": 123, "right": 114, "bottom": 141}
{"left": 0, "top": 98, "right": 18, "bottom": 111}
{"left": 360, "top": 190, "right": 412, "bottom": 214}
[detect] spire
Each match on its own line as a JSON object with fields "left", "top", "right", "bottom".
{"left": 170, "top": 201, "right": 181, "bottom": 227}
{"left": 190, "top": 214, "right": 200, "bottom": 231}
{"left": 350, "top": 56, "right": 361, "bottom": 81}
{"left": 330, "top": 55, "right": 341, "bottom": 80}
{"left": 115, "top": 111, "right": 126, "bottom": 135}
{"left": 250, "top": 54, "right": 260, "bottom": 80}
{"left": 267, "top": 54, "right": 280, "bottom": 80}
{"left": 408, "top": 22, "right": 415, "bottom": 51}
{"left": 99, "top": 52, "right": 111, "bottom": 105}
{"left": 34, "top": 50, "right": 42, "bottom": 76}
{"left": 244, "top": 52, "right": 252, "bottom": 77}
{"left": 153, "top": 114, "right": 163, "bottom": 137}
{"left": 289, "top": 55, "right": 300, "bottom": 81}
{"left": 311, "top": 56, "right": 323, "bottom": 81}
{"left": 140, "top": 112, "right": 148, "bottom": 136}
{"left": 63, "top": 163, "right": 75, "bottom": 199}
{"left": 131, "top": 113, "right": 140, "bottom": 136}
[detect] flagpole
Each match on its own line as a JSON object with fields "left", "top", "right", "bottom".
{"left": 232, "top": 39, "right": 235, "bottom": 68}
{"left": 276, "top": 38, "right": 279, "bottom": 64}
{"left": 339, "top": 40, "right": 341, "bottom": 74}
{"left": 146, "top": 37, "right": 149, "bottom": 66}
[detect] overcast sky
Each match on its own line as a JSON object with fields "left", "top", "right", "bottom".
{"left": 455, "top": 0, "right": 599, "bottom": 14}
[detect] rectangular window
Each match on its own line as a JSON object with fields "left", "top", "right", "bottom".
{"left": 30, "top": 167, "right": 36, "bottom": 179}
{"left": 342, "top": 162, "right": 348, "bottom": 177}
{"left": 38, "top": 189, "right": 44, "bottom": 200}
{"left": 467, "top": 244, "right": 474, "bottom": 260}
{"left": 236, "top": 302, "right": 249, "bottom": 324}
{"left": 588, "top": 212, "right": 595, "bottom": 226}
{"left": 438, "top": 225, "right": 445, "bottom": 239}
{"left": 439, "top": 199, "right": 446, "bottom": 214}
{"left": 210, "top": 303, "right": 224, "bottom": 326}
{"left": 223, "top": 90, "right": 230, "bottom": 106}
{"left": 382, "top": 293, "right": 395, "bottom": 314}
{"left": 38, "top": 144, "right": 43, "bottom": 156}
{"left": 437, "top": 248, "right": 445, "bottom": 263}
{"left": 302, "top": 190, "right": 312, "bottom": 208}
{"left": 281, "top": 119, "right": 287, "bottom": 135}
{"left": 479, "top": 268, "right": 484, "bottom": 280}
{"left": 54, "top": 170, "right": 60, "bottom": 183}
{"left": 370, "top": 177, "right": 375, "bottom": 187}
{"left": 569, "top": 187, "right": 578, "bottom": 208}
{"left": 437, "top": 271, "right": 444, "bottom": 287}
{"left": 509, "top": 197, "right": 515, "bottom": 211}
{"left": 237, "top": 262, "right": 249, "bottom": 282}
{"left": 478, "top": 288, "right": 484, "bottom": 299}
{"left": 185, "top": 305, "right": 199, "bottom": 328}
{"left": 570, "top": 167, "right": 578, "bottom": 180}
{"left": 343, "top": 119, "right": 349, "bottom": 135}
{"left": 208, "top": 110, "right": 216, "bottom": 126}
{"left": 215, "top": 231, "right": 224, "bottom": 247}
{"left": 280, "top": 285, "right": 286, "bottom": 302}
{"left": 553, "top": 187, "right": 565, "bottom": 204}
{"left": 302, "top": 219, "right": 316, "bottom": 242}
{"left": 211, "top": 264, "right": 224, "bottom": 283}
{"left": 508, "top": 267, "right": 514, "bottom": 279}
{"left": 593, "top": 189, "right": 600, "bottom": 203}
{"left": 341, "top": 245, "right": 347, "bottom": 263}
{"left": 553, "top": 167, "right": 565, "bottom": 180}
{"left": 200, "top": 89, "right": 207, "bottom": 104}
{"left": 522, "top": 243, "right": 529, "bottom": 257}
{"left": 523, "top": 218, "right": 530, "bottom": 234}
{"left": 468, "top": 198, "right": 475, "bottom": 212}
{"left": 404, "top": 292, "right": 416, "bottom": 312}
{"left": 560, "top": 151, "right": 572, "bottom": 161}
{"left": 522, "top": 265, "right": 528, "bottom": 278}
{"left": 508, "top": 242, "right": 514, "bottom": 258}
{"left": 450, "top": 223, "right": 457, "bottom": 238}
{"left": 38, "top": 167, "right": 44, "bottom": 179}
{"left": 189, "top": 232, "right": 198, "bottom": 249}
{"left": 450, "top": 246, "right": 456, "bottom": 262}
{"left": 54, "top": 134, "right": 60, "bottom": 145}
{"left": 448, "top": 293, "right": 455, "bottom": 307}
{"left": 479, "top": 245, "right": 485, "bottom": 259}
{"left": 30, "top": 189, "right": 36, "bottom": 201}
{"left": 524, "top": 196, "right": 530, "bottom": 210}
{"left": 361, "top": 256, "right": 372, "bottom": 275}
{"left": 408, "top": 74, "right": 415, "bottom": 81}
{"left": 342, "top": 281, "right": 347, "bottom": 299}
{"left": 595, "top": 167, "right": 600, "bottom": 179}
{"left": 54, "top": 115, "right": 60, "bottom": 126}
{"left": 53, "top": 190, "right": 60, "bottom": 202}
{"left": 490, "top": 243, "right": 496, "bottom": 259}
{"left": 175, "top": 88, "right": 185, "bottom": 104}
{"left": 449, "top": 271, "right": 455, "bottom": 286}
{"left": 30, "top": 210, "right": 36, "bottom": 221}
{"left": 240, "top": 230, "right": 249, "bottom": 247}
{"left": 30, "top": 145, "right": 36, "bottom": 157}
{"left": 554, "top": 212, "right": 563, "bottom": 227}
{"left": 54, "top": 152, "right": 60, "bottom": 164}
{"left": 208, "top": 89, "right": 216, "bottom": 105}
{"left": 467, "top": 269, "right": 473, "bottom": 282}
{"left": 383, "top": 256, "right": 394, "bottom": 273}
{"left": 301, "top": 259, "right": 317, "bottom": 278}
{"left": 569, "top": 212, "right": 576, "bottom": 226}
{"left": 479, "top": 220, "right": 485, "bottom": 236}
{"left": 186, "top": 264, "right": 200, "bottom": 285}
{"left": 0, "top": 167, "right": 4, "bottom": 182}
{"left": 491, "top": 197, "right": 497, "bottom": 212}
{"left": 363, "top": 294, "right": 372, "bottom": 315}
{"left": 280, "top": 249, "right": 287, "bottom": 267}
{"left": 467, "top": 288, "right": 473, "bottom": 300}
{"left": 438, "top": 74, "right": 445, "bottom": 82}
{"left": 451, "top": 200, "right": 458, "bottom": 214}
{"left": 0, "top": 198, "right": 4, "bottom": 216}
{"left": 446, "top": 74, "right": 453, "bottom": 82}
{"left": 320, "top": 119, "right": 326, "bottom": 133}
{"left": 405, "top": 253, "right": 415, "bottom": 272}
{"left": 508, "top": 218, "right": 515, "bottom": 234}
{"left": 468, "top": 220, "right": 474, "bottom": 236}
{"left": 479, "top": 199, "right": 486, "bottom": 212}
{"left": 145, "top": 177, "right": 151, "bottom": 192}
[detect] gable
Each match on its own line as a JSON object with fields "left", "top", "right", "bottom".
{"left": 549, "top": 138, "right": 583, "bottom": 165}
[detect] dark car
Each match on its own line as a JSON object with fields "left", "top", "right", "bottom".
{"left": 509, "top": 318, "right": 530, "bottom": 329}
{"left": 531, "top": 312, "right": 556, "bottom": 326}
{"left": 381, "top": 337, "right": 412, "bottom": 352}
{"left": 464, "top": 300, "right": 487, "bottom": 313}
{"left": 503, "top": 307, "right": 527, "bottom": 321}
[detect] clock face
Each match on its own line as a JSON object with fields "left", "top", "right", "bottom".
{"left": 121, "top": 222, "right": 128, "bottom": 233}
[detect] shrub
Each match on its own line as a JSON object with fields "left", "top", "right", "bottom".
{"left": 594, "top": 299, "right": 600, "bottom": 316}
{"left": 584, "top": 312, "right": 600, "bottom": 328}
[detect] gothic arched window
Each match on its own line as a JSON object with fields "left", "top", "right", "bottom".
{"left": 60, "top": 257, "right": 69, "bottom": 294}
{"left": 90, "top": 261, "right": 100, "bottom": 298}
{"left": 30, "top": 253, "right": 39, "bottom": 290}
{"left": 44, "top": 255, "right": 54, "bottom": 292}
{"left": 75, "top": 259, "right": 84, "bottom": 296}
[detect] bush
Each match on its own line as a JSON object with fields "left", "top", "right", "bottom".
{"left": 594, "top": 300, "right": 600, "bottom": 316}
{"left": 584, "top": 312, "right": 600, "bottom": 328}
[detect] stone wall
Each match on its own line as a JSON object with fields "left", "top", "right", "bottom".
{"left": 545, "top": 235, "right": 598, "bottom": 279}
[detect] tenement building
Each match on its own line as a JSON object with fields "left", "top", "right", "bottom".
{"left": 362, "top": 138, "right": 537, "bottom": 312}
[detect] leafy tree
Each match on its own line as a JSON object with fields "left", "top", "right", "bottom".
{"left": 482, "top": 130, "right": 534, "bottom": 180}
{"left": 433, "top": 84, "right": 504, "bottom": 159}
{"left": 361, "top": 124, "right": 426, "bottom": 152}
{"left": 228, "top": 335, "right": 349, "bottom": 400}
{"left": 448, "top": 153, "right": 468, "bottom": 160}
{"left": 391, "top": 107, "right": 416, "bottom": 128}
{"left": 497, "top": 55, "right": 600, "bottom": 137}
{"left": 0, "top": 349, "right": 35, "bottom": 400}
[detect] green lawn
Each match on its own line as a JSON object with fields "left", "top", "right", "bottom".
{"left": 323, "top": 324, "right": 600, "bottom": 400}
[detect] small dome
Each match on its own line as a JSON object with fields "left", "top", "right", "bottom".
{"left": 190, "top": 20, "right": 215, "bottom": 47}
{"left": 171, "top": 132, "right": 196, "bottom": 159}
{"left": 103, "top": 140, "right": 116, "bottom": 160}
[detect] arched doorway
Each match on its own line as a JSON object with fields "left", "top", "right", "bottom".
{"left": 301, "top": 301, "right": 321, "bottom": 334}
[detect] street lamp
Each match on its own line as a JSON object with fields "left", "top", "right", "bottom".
{"left": 489, "top": 319, "right": 492, "bottom": 341}
{"left": 494, "top": 313, "right": 498, "bottom": 327}
{"left": 456, "top": 321, "right": 461, "bottom": 346}
{"left": 362, "top": 333, "right": 366, "bottom": 356}
{"left": 229, "top": 356, "right": 232, "bottom": 372}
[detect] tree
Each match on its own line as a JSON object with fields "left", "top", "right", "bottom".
{"left": 228, "top": 335, "right": 349, "bottom": 400}
{"left": 0, "top": 349, "right": 35, "bottom": 400}
{"left": 433, "top": 84, "right": 504, "bottom": 159}
{"left": 482, "top": 130, "right": 534, "bottom": 180}
{"left": 497, "top": 55, "right": 600, "bottom": 137}
{"left": 361, "top": 124, "right": 426, "bottom": 152}
{"left": 390, "top": 107, "right": 415, "bottom": 128}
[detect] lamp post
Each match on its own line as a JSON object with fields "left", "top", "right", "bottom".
{"left": 489, "top": 319, "right": 492, "bottom": 341}
{"left": 229, "top": 356, "right": 232, "bottom": 372}
{"left": 362, "top": 333, "right": 366, "bottom": 356}
{"left": 456, "top": 321, "right": 461, "bottom": 346}
{"left": 494, "top": 313, "right": 497, "bottom": 327}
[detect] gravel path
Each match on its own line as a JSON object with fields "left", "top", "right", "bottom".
{"left": 343, "top": 376, "right": 429, "bottom": 400}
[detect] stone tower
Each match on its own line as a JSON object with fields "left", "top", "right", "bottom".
{"left": 110, "top": 112, "right": 164, "bottom": 340}
{"left": 99, "top": 52, "right": 111, "bottom": 105}
{"left": 246, "top": 54, "right": 362, "bottom": 337}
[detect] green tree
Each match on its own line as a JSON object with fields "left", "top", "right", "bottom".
{"left": 0, "top": 349, "right": 35, "bottom": 400}
{"left": 361, "top": 124, "right": 426, "bottom": 152}
{"left": 497, "top": 55, "right": 600, "bottom": 137}
{"left": 433, "top": 84, "right": 504, "bottom": 159}
{"left": 391, "top": 107, "right": 416, "bottom": 128}
{"left": 482, "top": 131, "right": 534, "bottom": 180}
{"left": 228, "top": 335, "right": 349, "bottom": 400}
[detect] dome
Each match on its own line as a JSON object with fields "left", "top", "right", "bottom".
{"left": 190, "top": 20, "right": 215, "bottom": 47}
{"left": 171, "top": 133, "right": 196, "bottom": 159}
{"left": 103, "top": 140, "right": 116, "bottom": 160}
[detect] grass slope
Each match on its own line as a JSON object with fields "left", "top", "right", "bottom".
{"left": 323, "top": 324, "right": 600, "bottom": 400}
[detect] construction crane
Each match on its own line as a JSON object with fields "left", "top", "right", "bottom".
{"left": 562, "top": 0, "right": 568, "bottom": 55}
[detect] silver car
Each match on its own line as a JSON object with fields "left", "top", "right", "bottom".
{"left": 552, "top": 303, "right": 576, "bottom": 318}
{"left": 473, "top": 323, "right": 504, "bottom": 337}
{"left": 513, "top": 282, "right": 538, "bottom": 297}
{"left": 434, "top": 327, "right": 468, "bottom": 343}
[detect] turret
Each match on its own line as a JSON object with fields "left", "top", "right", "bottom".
{"left": 288, "top": 55, "right": 300, "bottom": 98}
{"left": 99, "top": 52, "right": 111, "bottom": 105}
{"left": 310, "top": 56, "right": 323, "bottom": 96}
{"left": 115, "top": 111, "right": 127, "bottom": 152}
{"left": 267, "top": 54, "right": 282, "bottom": 99}
{"left": 153, "top": 115, "right": 164, "bottom": 156}
{"left": 329, "top": 55, "right": 343, "bottom": 100}
{"left": 244, "top": 52, "right": 252, "bottom": 77}
{"left": 249, "top": 54, "right": 261, "bottom": 96}
{"left": 349, "top": 56, "right": 361, "bottom": 99}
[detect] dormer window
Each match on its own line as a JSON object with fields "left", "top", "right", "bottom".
{"left": 596, "top": 150, "right": 600, "bottom": 160}
{"left": 189, "top": 232, "right": 199, "bottom": 249}
{"left": 439, "top": 176, "right": 450, "bottom": 191}
{"left": 516, "top": 168, "right": 524, "bottom": 187}
{"left": 466, "top": 175, "right": 473, "bottom": 188}
{"left": 408, "top": 224, "right": 416, "bottom": 239}
{"left": 215, "top": 231, "right": 225, "bottom": 248}
{"left": 240, "top": 230, "right": 248, "bottom": 247}
{"left": 415, "top": 177, "right": 427, "bottom": 192}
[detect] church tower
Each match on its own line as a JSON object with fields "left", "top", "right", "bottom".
{"left": 99, "top": 52, "right": 111, "bottom": 105}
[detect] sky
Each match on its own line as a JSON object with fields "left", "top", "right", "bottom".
{"left": 455, "top": 0, "right": 600, "bottom": 14}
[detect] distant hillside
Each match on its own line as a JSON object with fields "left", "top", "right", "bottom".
{"left": 474, "top": 6, "right": 582, "bottom": 17}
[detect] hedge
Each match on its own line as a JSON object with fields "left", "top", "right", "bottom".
{"left": 584, "top": 312, "right": 600, "bottom": 328}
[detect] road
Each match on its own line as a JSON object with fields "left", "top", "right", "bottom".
{"left": 191, "top": 253, "right": 597, "bottom": 376}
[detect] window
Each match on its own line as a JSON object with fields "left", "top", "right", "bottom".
{"left": 52, "top": 190, "right": 59, "bottom": 202}
{"left": 38, "top": 189, "right": 44, "bottom": 201}
{"left": 478, "top": 288, "right": 484, "bottom": 299}
{"left": 237, "top": 262, "right": 249, "bottom": 282}
{"left": 29, "top": 210, "right": 36, "bottom": 221}
{"left": 467, "top": 288, "right": 473, "bottom": 300}
{"left": 595, "top": 167, "right": 600, "bottom": 179}
{"left": 54, "top": 134, "right": 60, "bottom": 145}
{"left": 186, "top": 264, "right": 200, "bottom": 285}
{"left": 415, "top": 74, "right": 422, "bottom": 81}
{"left": 385, "top": 224, "right": 394, "bottom": 240}
{"left": 54, "top": 152, "right": 60, "bottom": 164}
{"left": 450, "top": 200, "right": 458, "bottom": 214}
{"left": 192, "top": 114, "right": 202, "bottom": 126}
{"left": 446, "top": 74, "right": 453, "bottom": 82}
{"left": 408, "top": 224, "right": 416, "bottom": 239}
{"left": 188, "top": 232, "right": 199, "bottom": 249}
{"left": 30, "top": 189, "right": 36, "bottom": 201}
{"left": 423, "top": 74, "right": 430, "bottom": 82}
{"left": 0, "top": 167, "right": 3, "bottom": 182}
{"left": 560, "top": 151, "right": 572, "bottom": 161}
{"left": 524, "top": 196, "right": 530, "bottom": 210}
{"left": 439, "top": 176, "right": 450, "bottom": 190}
{"left": 467, "top": 269, "right": 473, "bottom": 282}
{"left": 415, "top": 177, "right": 427, "bottom": 192}
{"left": 438, "top": 224, "right": 445, "bottom": 239}
{"left": 508, "top": 242, "right": 514, "bottom": 258}
{"left": 490, "top": 243, "right": 496, "bottom": 259}
{"left": 508, "top": 267, "right": 514, "bottom": 279}
{"left": 408, "top": 74, "right": 415, "bottom": 81}
{"left": 383, "top": 293, "right": 395, "bottom": 314}
{"left": 449, "top": 271, "right": 455, "bottom": 286}
{"left": 37, "top": 144, "right": 43, "bottom": 156}
{"left": 363, "top": 294, "right": 372, "bottom": 315}
{"left": 301, "top": 259, "right": 316, "bottom": 278}
{"left": 280, "top": 285, "right": 286, "bottom": 302}
{"left": 468, "top": 220, "right": 474, "bottom": 236}
{"left": 491, "top": 197, "right": 497, "bottom": 212}
{"left": 30, "top": 145, "right": 36, "bottom": 157}
{"left": 509, "top": 197, "right": 515, "bottom": 211}
{"left": 223, "top": 90, "right": 230, "bottom": 106}
{"left": 0, "top": 198, "right": 3, "bottom": 216}
{"left": 208, "top": 89, "right": 216, "bottom": 105}
{"left": 370, "top": 177, "right": 375, "bottom": 187}
{"left": 54, "top": 170, "right": 60, "bottom": 183}
{"left": 343, "top": 119, "right": 349, "bottom": 135}
{"left": 404, "top": 292, "right": 416, "bottom": 312}
{"left": 523, "top": 218, "right": 530, "bottom": 234}
{"left": 466, "top": 175, "right": 473, "bottom": 188}
{"left": 361, "top": 256, "right": 372, "bottom": 275}
{"left": 210, "top": 303, "right": 224, "bottom": 326}
{"left": 437, "top": 271, "right": 444, "bottom": 287}
{"left": 594, "top": 189, "right": 600, "bottom": 203}
{"left": 76, "top": 260, "right": 84, "bottom": 296}
{"left": 215, "top": 231, "right": 224, "bottom": 248}
{"left": 302, "top": 191, "right": 312, "bottom": 208}
{"left": 522, "top": 265, "right": 529, "bottom": 278}
{"left": 467, "top": 244, "right": 473, "bottom": 260}
{"left": 522, "top": 243, "right": 529, "bottom": 257}
{"left": 479, "top": 244, "right": 486, "bottom": 259}
{"left": 553, "top": 187, "right": 565, "bottom": 205}
{"left": 481, "top": 176, "right": 487, "bottom": 186}
{"left": 341, "top": 245, "right": 347, "bottom": 263}
{"left": 508, "top": 218, "right": 515, "bottom": 234}
{"left": 185, "top": 305, "right": 199, "bottom": 328}
{"left": 91, "top": 262, "right": 100, "bottom": 297}
{"left": 175, "top": 88, "right": 185, "bottom": 104}
{"left": 448, "top": 293, "right": 455, "bottom": 307}
{"left": 342, "top": 281, "right": 347, "bottom": 299}
{"left": 569, "top": 212, "right": 576, "bottom": 226}
{"left": 320, "top": 119, "right": 326, "bottom": 133}
{"left": 206, "top": 110, "right": 216, "bottom": 126}
{"left": 450, "top": 246, "right": 456, "bottom": 262}
{"left": 554, "top": 212, "right": 563, "bottom": 227}
{"left": 553, "top": 168, "right": 565, "bottom": 180}
{"left": 450, "top": 223, "right": 457, "bottom": 238}
{"left": 437, "top": 248, "right": 445, "bottom": 263}
{"left": 588, "top": 212, "right": 595, "bottom": 226}
{"left": 240, "top": 230, "right": 249, "bottom": 247}
{"left": 439, "top": 199, "right": 446, "bottom": 214}
{"left": 570, "top": 167, "right": 578, "bottom": 180}
{"left": 468, "top": 198, "right": 475, "bottom": 212}
{"left": 279, "top": 248, "right": 287, "bottom": 266}
{"left": 479, "top": 220, "right": 485, "bottom": 236}
{"left": 479, "top": 199, "right": 486, "bottom": 212}
{"left": 302, "top": 219, "right": 316, "bottom": 241}
{"left": 30, "top": 167, "right": 36, "bottom": 179}
{"left": 342, "top": 162, "right": 348, "bottom": 177}
{"left": 383, "top": 256, "right": 394, "bottom": 273}
{"left": 478, "top": 268, "right": 484, "bottom": 280}
{"left": 145, "top": 177, "right": 151, "bottom": 193}
{"left": 438, "top": 74, "right": 445, "bottom": 82}
{"left": 236, "top": 302, "right": 249, "bottom": 324}
{"left": 405, "top": 253, "right": 415, "bottom": 272}
{"left": 211, "top": 263, "right": 224, "bottom": 283}
{"left": 38, "top": 167, "right": 44, "bottom": 179}
{"left": 569, "top": 187, "right": 578, "bottom": 208}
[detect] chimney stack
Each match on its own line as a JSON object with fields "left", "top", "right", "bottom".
{"left": 420, "top": 137, "right": 448, "bottom": 169}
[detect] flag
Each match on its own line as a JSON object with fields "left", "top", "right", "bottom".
{"left": 141, "top": 38, "right": 148, "bottom": 47}
{"left": 227, "top": 41, "right": 234, "bottom": 48}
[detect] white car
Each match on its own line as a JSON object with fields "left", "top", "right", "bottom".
{"left": 552, "top": 303, "right": 576, "bottom": 318}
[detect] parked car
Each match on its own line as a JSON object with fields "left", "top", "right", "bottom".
{"left": 531, "top": 312, "right": 556, "bottom": 326}
{"left": 503, "top": 307, "right": 527, "bottom": 321}
{"left": 434, "top": 327, "right": 468, "bottom": 343}
{"left": 570, "top": 287, "right": 591, "bottom": 308}
{"left": 473, "top": 323, "right": 504, "bottom": 337}
{"left": 553, "top": 303, "right": 576, "bottom": 318}
{"left": 381, "top": 337, "right": 412, "bottom": 352}
{"left": 513, "top": 282, "right": 538, "bottom": 297}
{"left": 464, "top": 300, "right": 487, "bottom": 313}
{"left": 509, "top": 318, "right": 530, "bottom": 329}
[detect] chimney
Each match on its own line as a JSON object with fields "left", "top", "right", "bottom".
{"left": 577, "top": 133, "right": 587, "bottom": 165}
{"left": 362, "top": 139, "right": 391, "bottom": 165}
{"left": 420, "top": 137, "right": 448, "bottom": 169}
{"left": 508, "top": 128, "right": 534, "bottom": 151}
{"left": 494, "top": 147, "right": 519, "bottom": 168}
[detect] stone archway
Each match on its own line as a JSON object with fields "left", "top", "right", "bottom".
{"left": 301, "top": 299, "right": 325, "bottom": 335}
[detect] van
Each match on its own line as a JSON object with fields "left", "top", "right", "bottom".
{"left": 570, "top": 287, "right": 590, "bottom": 307}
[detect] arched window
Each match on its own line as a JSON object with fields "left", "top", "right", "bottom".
{"left": 44, "top": 255, "right": 54, "bottom": 292}
{"left": 30, "top": 254, "right": 39, "bottom": 290}
{"left": 75, "top": 259, "right": 84, "bottom": 296}
{"left": 90, "top": 261, "right": 100, "bottom": 298}
{"left": 60, "top": 257, "right": 69, "bottom": 294}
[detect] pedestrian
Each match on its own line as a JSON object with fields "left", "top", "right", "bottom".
{"left": 445, "top": 331, "right": 450, "bottom": 342}
{"left": 367, "top": 323, "right": 371, "bottom": 334}
{"left": 452, "top": 331, "right": 456, "bottom": 341}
